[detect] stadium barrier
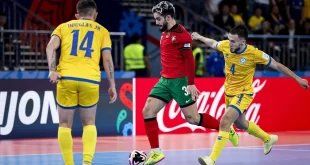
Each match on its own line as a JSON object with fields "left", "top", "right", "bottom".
{"left": 1, "top": 74, "right": 310, "bottom": 139}
{"left": 0, "top": 30, "right": 126, "bottom": 70}
{"left": 134, "top": 78, "right": 310, "bottom": 135}
{"left": 0, "top": 79, "right": 133, "bottom": 139}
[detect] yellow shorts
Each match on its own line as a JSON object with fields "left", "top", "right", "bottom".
{"left": 56, "top": 78, "right": 99, "bottom": 109}
{"left": 225, "top": 94, "right": 253, "bottom": 115}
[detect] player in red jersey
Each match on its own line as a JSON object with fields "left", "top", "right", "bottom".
{"left": 142, "top": 1, "right": 239, "bottom": 165}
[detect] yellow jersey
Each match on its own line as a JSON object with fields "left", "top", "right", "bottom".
{"left": 248, "top": 16, "right": 264, "bottom": 30}
{"left": 51, "top": 19, "right": 112, "bottom": 83}
{"left": 216, "top": 40, "right": 271, "bottom": 96}
{"left": 303, "top": 0, "right": 310, "bottom": 18}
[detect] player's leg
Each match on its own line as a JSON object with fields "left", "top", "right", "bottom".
{"left": 56, "top": 80, "right": 79, "bottom": 165}
{"left": 198, "top": 105, "right": 240, "bottom": 165}
{"left": 144, "top": 78, "right": 172, "bottom": 165}
{"left": 168, "top": 77, "right": 238, "bottom": 146}
{"left": 180, "top": 103, "right": 239, "bottom": 147}
{"left": 234, "top": 112, "right": 278, "bottom": 155}
{"left": 198, "top": 94, "right": 249, "bottom": 165}
{"left": 79, "top": 106, "right": 97, "bottom": 165}
{"left": 78, "top": 81, "right": 100, "bottom": 165}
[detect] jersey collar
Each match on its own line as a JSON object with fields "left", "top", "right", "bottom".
{"left": 167, "top": 24, "right": 182, "bottom": 33}
{"left": 235, "top": 44, "right": 248, "bottom": 54}
{"left": 80, "top": 18, "right": 92, "bottom": 20}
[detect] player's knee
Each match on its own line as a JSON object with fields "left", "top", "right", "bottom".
{"left": 234, "top": 121, "right": 248, "bottom": 130}
{"left": 220, "top": 115, "right": 231, "bottom": 129}
{"left": 59, "top": 120, "right": 73, "bottom": 128}
{"left": 185, "top": 115, "right": 199, "bottom": 125}
{"left": 81, "top": 119, "right": 95, "bottom": 126}
{"left": 142, "top": 102, "right": 157, "bottom": 118}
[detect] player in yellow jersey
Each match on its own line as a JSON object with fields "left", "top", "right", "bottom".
{"left": 46, "top": 0, "right": 117, "bottom": 165}
{"left": 191, "top": 25, "right": 309, "bottom": 165}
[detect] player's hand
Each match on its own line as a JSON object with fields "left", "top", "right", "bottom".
{"left": 191, "top": 32, "right": 202, "bottom": 40}
{"left": 108, "top": 86, "right": 117, "bottom": 104}
{"left": 297, "top": 78, "right": 309, "bottom": 89}
{"left": 48, "top": 71, "right": 61, "bottom": 84}
{"left": 187, "top": 85, "right": 200, "bottom": 101}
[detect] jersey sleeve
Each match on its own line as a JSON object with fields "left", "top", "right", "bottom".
{"left": 254, "top": 49, "right": 272, "bottom": 66}
{"left": 178, "top": 32, "right": 192, "bottom": 51}
{"left": 216, "top": 40, "right": 228, "bottom": 52}
{"left": 101, "top": 28, "right": 112, "bottom": 51}
{"left": 51, "top": 25, "right": 62, "bottom": 39}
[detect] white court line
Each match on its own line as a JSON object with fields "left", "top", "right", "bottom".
{"left": 238, "top": 148, "right": 310, "bottom": 152}
{"left": 1, "top": 143, "right": 310, "bottom": 157}
{"left": 132, "top": 78, "right": 136, "bottom": 136}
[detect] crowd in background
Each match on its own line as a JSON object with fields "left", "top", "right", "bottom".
{"left": 188, "top": 0, "right": 310, "bottom": 35}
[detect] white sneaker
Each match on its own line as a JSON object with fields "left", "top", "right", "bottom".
{"left": 264, "top": 135, "right": 278, "bottom": 155}
{"left": 198, "top": 156, "right": 215, "bottom": 165}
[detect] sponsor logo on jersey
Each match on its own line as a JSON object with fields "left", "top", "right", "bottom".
{"left": 240, "top": 57, "right": 246, "bottom": 64}
{"left": 184, "top": 43, "right": 191, "bottom": 48}
{"left": 262, "top": 52, "right": 270, "bottom": 60}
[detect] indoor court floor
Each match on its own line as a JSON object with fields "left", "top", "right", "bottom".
{"left": 1, "top": 131, "right": 310, "bottom": 165}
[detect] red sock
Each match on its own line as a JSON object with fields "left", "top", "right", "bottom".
{"left": 198, "top": 113, "right": 220, "bottom": 130}
{"left": 144, "top": 117, "right": 159, "bottom": 148}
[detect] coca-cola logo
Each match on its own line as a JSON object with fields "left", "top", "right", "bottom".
{"left": 157, "top": 79, "right": 267, "bottom": 133}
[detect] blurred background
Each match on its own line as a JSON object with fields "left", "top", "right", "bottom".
{"left": 1, "top": 0, "right": 310, "bottom": 76}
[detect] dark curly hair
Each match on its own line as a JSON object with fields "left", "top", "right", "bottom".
{"left": 152, "top": 1, "right": 175, "bottom": 18}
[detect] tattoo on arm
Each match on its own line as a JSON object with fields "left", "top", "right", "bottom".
{"left": 108, "top": 61, "right": 115, "bottom": 85}
{"left": 50, "top": 49, "right": 57, "bottom": 71}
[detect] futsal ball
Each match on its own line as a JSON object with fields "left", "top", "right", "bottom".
{"left": 128, "top": 150, "right": 147, "bottom": 165}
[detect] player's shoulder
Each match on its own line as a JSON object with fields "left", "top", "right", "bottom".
{"left": 245, "top": 44, "right": 262, "bottom": 55}
{"left": 170, "top": 24, "right": 191, "bottom": 42}
{"left": 93, "top": 22, "right": 109, "bottom": 33}
{"left": 216, "top": 40, "right": 229, "bottom": 48}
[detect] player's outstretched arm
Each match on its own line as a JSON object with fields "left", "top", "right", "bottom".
{"left": 191, "top": 32, "right": 218, "bottom": 49}
{"left": 268, "top": 58, "right": 309, "bottom": 89}
{"left": 46, "top": 35, "right": 61, "bottom": 83}
{"left": 102, "top": 50, "right": 117, "bottom": 103}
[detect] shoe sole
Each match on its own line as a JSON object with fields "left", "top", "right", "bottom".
{"left": 144, "top": 157, "right": 165, "bottom": 165}
{"left": 265, "top": 135, "right": 278, "bottom": 155}
{"left": 265, "top": 147, "right": 273, "bottom": 155}
{"left": 198, "top": 157, "right": 207, "bottom": 165}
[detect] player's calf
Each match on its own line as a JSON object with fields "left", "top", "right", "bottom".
{"left": 79, "top": 106, "right": 98, "bottom": 164}
{"left": 57, "top": 107, "right": 75, "bottom": 165}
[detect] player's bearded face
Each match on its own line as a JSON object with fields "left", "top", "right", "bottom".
{"left": 230, "top": 42, "right": 242, "bottom": 53}
{"left": 153, "top": 13, "right": 168, "bottom": 32}
{"left": 160, "top": 19, "right": 168, "bottom": 32}
{"left": 228, "top": 34, "right": 244, "bottom": 53}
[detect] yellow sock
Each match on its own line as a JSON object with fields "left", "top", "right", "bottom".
{"left": 82, "top": 125, "right": 97, "bottom": 163}
{"left": 246, "top": 121, "right": 270, "bottom": 143}
{"left": 58, "top": 127, "right": 74, "bottom": 165}
{"left": 210, "top": 131, "right": 229, "bottom": 162}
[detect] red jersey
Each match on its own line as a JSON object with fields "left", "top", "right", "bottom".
{"left": 160, "top": 24, "right": 192, "bottom": 78}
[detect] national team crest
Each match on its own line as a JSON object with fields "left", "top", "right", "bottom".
{"left": 240, "top": 57, "right": 246, "bottom": 64}
{"left": 166, "top": 32, "right": 170, "bottom": 38}
{"left": 172, "top": 36, "right": 176, "bottom": 42}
